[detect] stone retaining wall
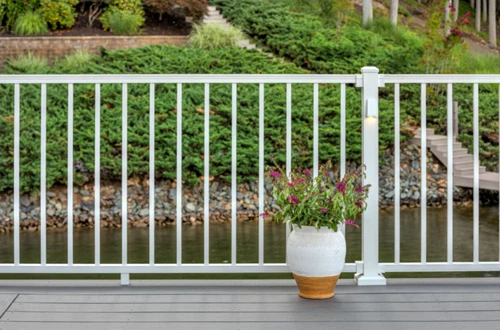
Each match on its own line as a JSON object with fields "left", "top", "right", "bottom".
{"left": 0, "top": 143, "right": 491, "bottom": 233}
{"left": 0, "top": 35, "right": 188, "bottom": 63}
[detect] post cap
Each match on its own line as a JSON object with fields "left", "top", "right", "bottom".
{"left": 361, "top": 67, "right": 379, "bottom": 74}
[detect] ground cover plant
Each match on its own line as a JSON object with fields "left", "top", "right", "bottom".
{"left": 0, "top": 45, "right": 371, "bottom": 192}
{"left": 212, "top": 0, "right": 500, "bottom": 174}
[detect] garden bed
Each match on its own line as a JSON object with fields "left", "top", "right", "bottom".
{"left": 0, "top": 9, "right": 192, "bottom": 38}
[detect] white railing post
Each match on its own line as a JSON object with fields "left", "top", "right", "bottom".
{"left": 355, "top": 67, "right": 387, "bottom": 285}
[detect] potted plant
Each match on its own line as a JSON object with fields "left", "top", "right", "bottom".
{"left": 263, "top": 156, "right": 370, "bottom": 299}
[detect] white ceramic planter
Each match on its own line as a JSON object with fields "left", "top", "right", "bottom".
{"left": 287, "top": 224, "right": 346, "bottom": 299}
{"left": 287, "top": 225, "right": 346, "bottom": 277}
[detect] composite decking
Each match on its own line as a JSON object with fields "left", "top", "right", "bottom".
{"left": 0, "top": 278, "right": 499, "bottom": 330}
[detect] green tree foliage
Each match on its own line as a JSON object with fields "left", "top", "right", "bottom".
{"left": 39, "top": 0, "right": 79, "bottom": 30}
{"left": 421, "top": 0, "right": 469, "bottom": 74}
{"left": 0, "top": 0, "right": 40, "bottom": 30}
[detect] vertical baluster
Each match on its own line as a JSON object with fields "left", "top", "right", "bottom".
{"left": 447, "top": 83, "right": 453, "bottom": 264}
{"left": 231, "top": 83, "right": 237, "bottom": 265}
{"left": 95, "top": 83, "right": 100, "bottom": 266}
{"left": 68, "top": 84, "right": 74, "bottom": 266}
{"left": 340, "top": 83, "right": 346, "bottom": 179}
{"left": 122, "top": 83, "right": 128, "bottom": 267}
{"left": 286, "top": 83, "right": 292, "bottom": 239}
{"left": 40, "top": 84, "right": 47, "bottom": 266}
{"left": 473, "top": 83, "right": 479, "bottom": 263}
{"left": 313, "top": 83, "right": 319, "bottom": 178}
{"left": 204, "top": 83, "right": 210, "bottom": 266}
{"left": 14, "top": 84, "right": 20, "bottom": 266}
{"left": 176, "top": 83, "right": 183, "bottom": 266}
{"left": 149, "top": 83, "right": 155, "bottom": 266}
{"left": 394, "top": 83, "right": 400, "bottom": 265}
{"left": 420, "top": 83, "right": 426, "bottom": 264}
{"left": 340, "top": 83, "right": 346, "bottom": 236}
{"left": 259, "top": 83, "right": 265, "bottom": 266}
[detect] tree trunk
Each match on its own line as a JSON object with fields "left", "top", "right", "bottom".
{"left": 390, "top": 0, "right": 399, "bottom": 26}
{"left": 489, "top": 0, "right": 497, "bottom": 46}
{"left": 476, "top": 0, "right": 481, "bottom": 30}
{"left": 444, "top": 0, "right": 451, "bottom": 36}
{"left": 363, "top": 0, "right": 373, "bottom": 26}
{"left": 483, "top": 0, "right": 488, "bottom": 21}
{"left": 453, "top": 0, "right": 459, "bottom": 21}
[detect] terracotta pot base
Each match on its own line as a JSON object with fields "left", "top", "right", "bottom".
{"left": 292, "top": 274, "right": 340, "bottom": 299}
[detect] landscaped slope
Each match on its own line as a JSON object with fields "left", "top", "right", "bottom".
{"left": 0, "top": 46, "right": 369, "bottom": 192}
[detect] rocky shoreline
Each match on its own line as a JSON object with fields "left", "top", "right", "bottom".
{"left": 0, "top": 144, "right": 494, "bottom": 232}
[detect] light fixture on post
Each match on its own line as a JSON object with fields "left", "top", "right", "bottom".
{"left": 365, "top": 98, "right": 378, "bottom": 118}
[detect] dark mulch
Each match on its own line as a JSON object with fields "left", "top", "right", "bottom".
{"left": 0, "top": 8, "right": 192, "bottom": 38}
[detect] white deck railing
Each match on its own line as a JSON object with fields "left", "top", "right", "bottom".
{"left": 1, "top": 68, "right": 500, "bottom": 285}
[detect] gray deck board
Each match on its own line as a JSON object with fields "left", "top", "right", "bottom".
{"left": 1, "top": 322, "right": 499, "bottom": 330}
{"left": 0, "top": 295, "right": 16, "bottom": 319}
{"left": 1, "top": 279, "right": 500, "bottom": 329}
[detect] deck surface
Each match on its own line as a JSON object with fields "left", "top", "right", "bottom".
{"left": 0, "top": 278, "right": 499, "bottom": 329}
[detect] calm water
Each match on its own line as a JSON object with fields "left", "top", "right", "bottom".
{"left": 0, "top": 207, "right": 498, "bottom": 278}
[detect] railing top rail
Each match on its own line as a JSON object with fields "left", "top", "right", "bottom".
{"left": 0, "top": 74, "right": 357, "bottom": 84}
{"left": 384, "top": 74, "right": 500, "bottom": 84}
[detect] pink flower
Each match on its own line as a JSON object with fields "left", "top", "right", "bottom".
{"left": 287, "top": 195, "right": 298, "bottom": 205}
{"left": 356, "top": 200, "right": 363, "bottom": 208}
{"left": 336, "top": 182, "right": 346, "bottom": 196}
{"left": 304, "top": 169, "right": 311, "bottom": 176}
{"left": 287, "top": 181, "right": 294, "bottom": 187}
{"left": 325, "top": 172, "right": 330, "bottom": 176}
{"left": 270, "top": 154, "right": 274, "bottom": 159}
{"left": 320, "top": 207, "right": 327, "bottom": 214}
{"left": 355, "top": 186, "right": 363, "bottom": 194}
{"left": 345, "top": 219, "right": 359, "bottom": 228}
{"left": 270, "top": 171, "right": 281, "bottom": 178}
{"left": 260, "top": 211, "right": 269, "bottom": 217}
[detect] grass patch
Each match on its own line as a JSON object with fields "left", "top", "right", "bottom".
{"left": 13, "top": 11, "right": 48, "bottom": 36}
{"left": 6, "top": 52, "right": 49, "bottom": 73}
{"left": 189, "top": 23, "right": 245, "bottom": 50}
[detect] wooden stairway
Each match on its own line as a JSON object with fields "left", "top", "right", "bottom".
{"left": 410, "top": 128, "right": 499, "bottom": 191}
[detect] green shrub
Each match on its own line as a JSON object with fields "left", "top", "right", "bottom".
{"left": 100, "top": 0, "right": 144, "bottom": 31}
{"left": 189, "top": 24, "right": 244, "bottom": 49}
{"left": 56, "top": 50, "right": 94, "bottom": 72}
{"left": 39, "top": 0, "right": 79, "bottom": 30}
{"left": 104, "top": 10, "right": 142, "bottom": 35}
{"left": 212, "top": 0, "right": 423, "bottom": 74}
{"left": 0, "top": 45, "right": 370, "bottom": 192}
{"left": 0, "top": 0, "right": 41, "bottom": 30}
{"left": 13, "top": 11, "right": 48, "bottom": 35}
{"left": 6, "top": 52, "right": 49, "bottom": 73}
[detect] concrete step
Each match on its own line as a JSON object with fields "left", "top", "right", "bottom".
{"left": 442, "top": 153, "right": 472, "bottom": 162}
{"left": 205, "top": 16, "right": 225, "bottom": 21}
{"left": 435, "top": 147, "right": 468, "bottom": 156}
{"left": 454, "top": 166, "right": 486, "bottom": 176}
{"left": 430, "top": 139, "right": 461, "bottom": 148}
{"left": 455, "top": 161, "right": 474, "bottom": 169}
{"left": 454, "top": 172, "right": 500, "bottom": 190}
{"left": 414, "top": 128, "right": 436, "bottom": 136}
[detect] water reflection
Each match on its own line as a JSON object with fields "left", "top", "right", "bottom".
{"left": 0, "top": 207, "right": 498, "bottom": 271}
